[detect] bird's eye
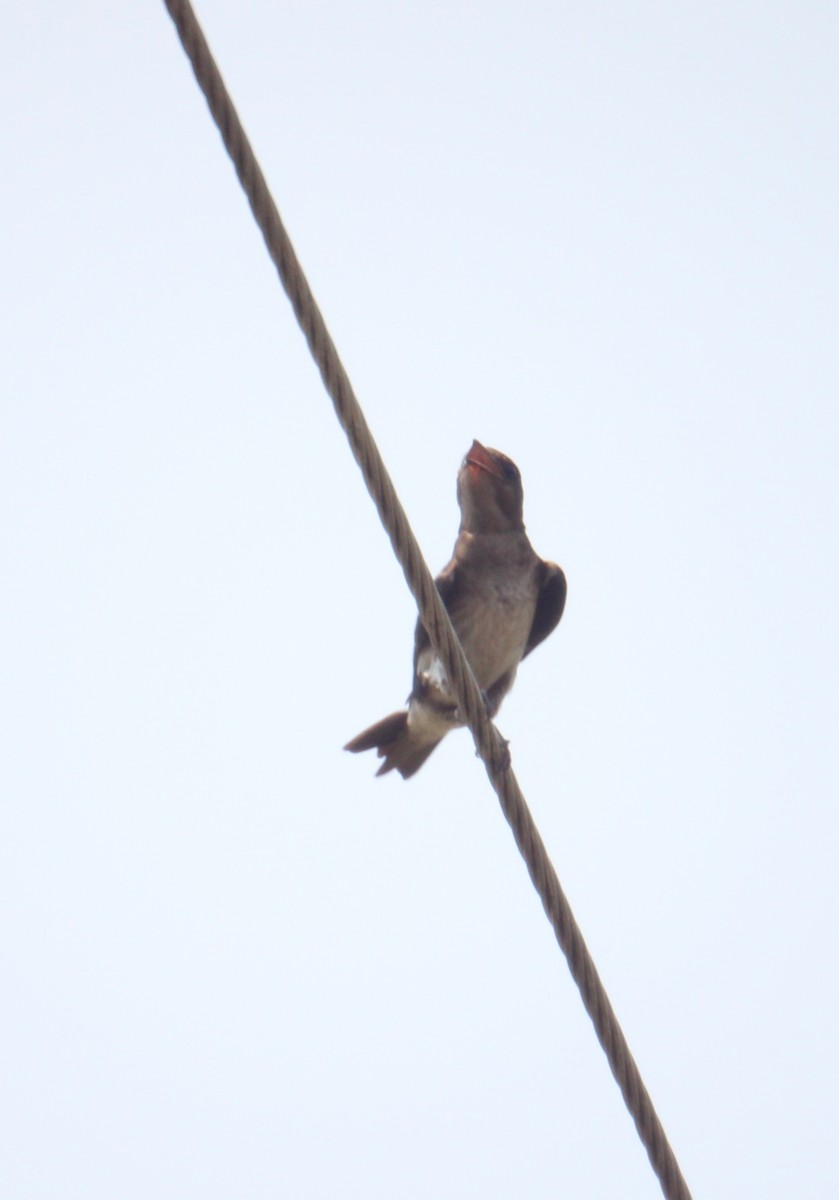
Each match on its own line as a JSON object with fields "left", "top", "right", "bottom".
{"left": 502, "top": 460, "right": 519, "bottom": 482}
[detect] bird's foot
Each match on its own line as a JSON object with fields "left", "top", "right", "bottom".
{"left": 475, "top": 732, "right": 511, "bottom": 774}
{"left": 492, "top": 736, "right": 512, "bottom": 774}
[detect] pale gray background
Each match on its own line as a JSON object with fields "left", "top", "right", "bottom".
{"left": 2, "top": 3, "right": 837, "bottom": 1197}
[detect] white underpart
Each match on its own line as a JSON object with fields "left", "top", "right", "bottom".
{"left": 408, "top": 650, "right": 458, "bottom": 740}
{"left": 406, "top": 694, "right": 456, "bottom": 740}
{"left": 420, "top": 653, "right": 449, "bottom": 693}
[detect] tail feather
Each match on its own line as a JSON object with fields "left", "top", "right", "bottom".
{"left": 344, "top": 711, "right": 443, "bottom": 779}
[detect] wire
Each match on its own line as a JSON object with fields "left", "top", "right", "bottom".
{"left": 162, "top": 4, "right": 693, "bottom": 1196}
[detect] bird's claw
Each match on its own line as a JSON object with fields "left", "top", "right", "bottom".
{"left": 475, "top": 732, "right": 511, "bottom": 774}
{"left": 493, "top": 736, "right": 512, "bottom": 774}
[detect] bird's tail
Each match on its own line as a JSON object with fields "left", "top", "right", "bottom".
{"left": 344, "top": 710, "right": 442, "bottom": 779}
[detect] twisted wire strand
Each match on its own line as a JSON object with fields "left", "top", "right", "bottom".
{"left": 162, "top": 4, "right": 692, "bottom": 1197}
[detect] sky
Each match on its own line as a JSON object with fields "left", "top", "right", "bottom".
{"left": 2, "top": 2, "right": 838, "bottom": 1197}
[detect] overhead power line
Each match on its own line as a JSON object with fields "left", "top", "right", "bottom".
{"left": 161, "top": 4, "right": 693, "bottom": 1197}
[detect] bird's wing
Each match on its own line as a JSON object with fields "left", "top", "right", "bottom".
{"left": 523, "top": 561, "right": 567, "bottom": 658}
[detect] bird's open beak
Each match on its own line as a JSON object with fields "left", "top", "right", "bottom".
{"left": 465, "top": 439, "right": 503, "bottom": 479}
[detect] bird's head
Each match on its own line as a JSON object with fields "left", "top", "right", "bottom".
{"left": 457, "top": 440, "right": 524, "bottom": 533}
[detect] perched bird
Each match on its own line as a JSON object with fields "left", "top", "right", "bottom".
{"left": 345, "top": 440, "right": 566, "bottom": 778}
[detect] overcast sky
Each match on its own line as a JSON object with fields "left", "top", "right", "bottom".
{"left": 2, "top": 3, "right": 838, "bottom": 1197}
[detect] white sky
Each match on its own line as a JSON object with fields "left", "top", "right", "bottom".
{"left": 2, "top": 3, "right": 838, "bottom": 1197}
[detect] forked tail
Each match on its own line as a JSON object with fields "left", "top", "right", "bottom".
{"left": 344, "top": 710, "right": 442, "bottom": 779}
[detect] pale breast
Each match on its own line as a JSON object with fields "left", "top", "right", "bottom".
{"left": 417, "top": 545, "right": 540, "bottom": 696}
{"left": 454, "top": 577, "right": 537, "bottom": 688}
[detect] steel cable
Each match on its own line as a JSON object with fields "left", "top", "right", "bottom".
{"left": 162, "top": 4, "right": 693, "bottom": 1196}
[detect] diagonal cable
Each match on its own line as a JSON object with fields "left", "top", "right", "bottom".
{"left": 161, "top": 4, "right": 693, "bottom": 1197}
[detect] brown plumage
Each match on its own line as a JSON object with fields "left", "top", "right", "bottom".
{"left": 345, "top": 440, "right": 566, "bottom": 778}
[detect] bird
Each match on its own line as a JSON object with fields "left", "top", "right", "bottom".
{"left": 344, "top": 440, "right": 566, "bottom": 778}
